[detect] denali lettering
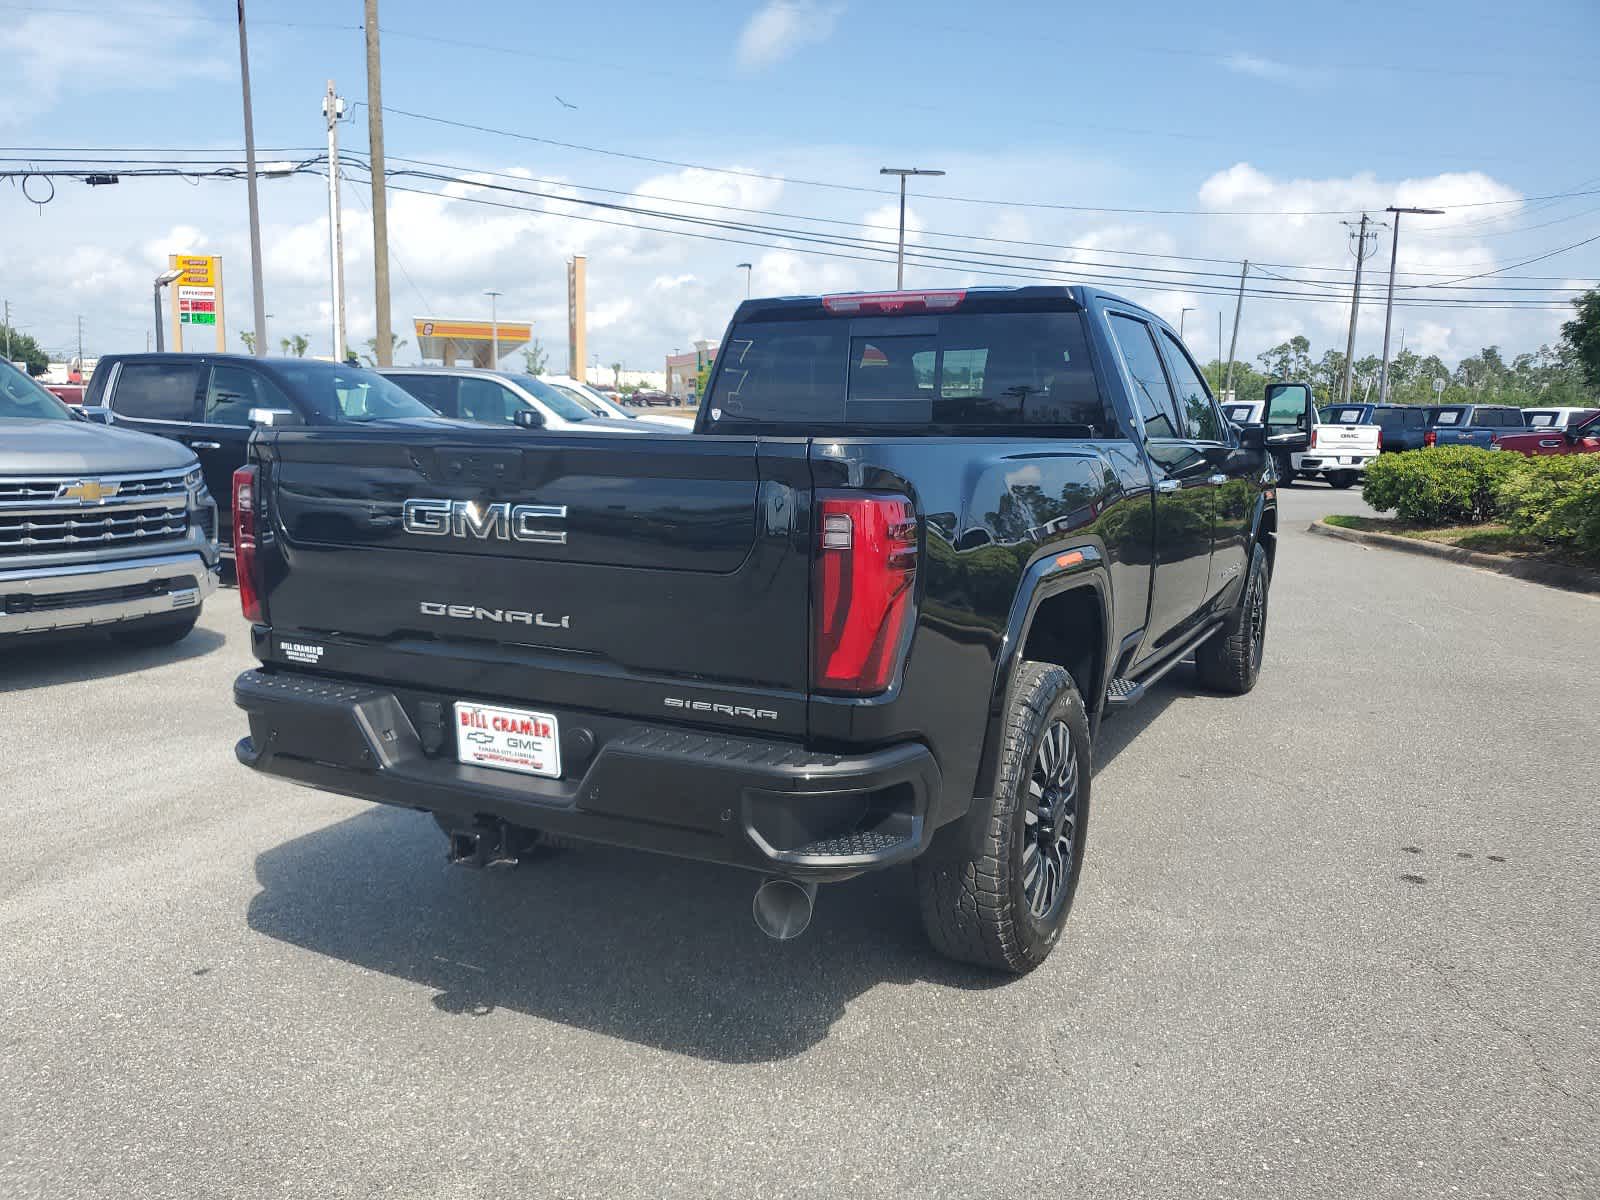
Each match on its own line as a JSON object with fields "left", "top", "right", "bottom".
{"left": 402, "top": 498, "right": 567, "bottom": 544}
{"left": 420, "top": 601, "right": 570, "bottom": 629}
{"left": 664, "top": 697, "right": 779, "bottom": 721}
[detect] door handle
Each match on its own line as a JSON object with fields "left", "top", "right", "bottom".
{"left": 1155, "top": 479, "right": 1181, "bottom": 494}
{"left": 188, "top": 440, "right": 222, "bottom": 450}
{"left": 1207, "top": 473, "right": 1228, "bottom": 485}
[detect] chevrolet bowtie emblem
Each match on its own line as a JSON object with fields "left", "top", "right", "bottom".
{"left": 58, "top": 479, "right": 118, "bottom": 503}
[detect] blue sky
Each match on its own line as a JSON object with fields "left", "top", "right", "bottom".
{"left": 3, "top": 0, "right": 1597, "bottom": 372}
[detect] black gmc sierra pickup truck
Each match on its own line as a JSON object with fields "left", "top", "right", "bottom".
{"left": 232, "top": 286, "right": 1282, "bottom": 973}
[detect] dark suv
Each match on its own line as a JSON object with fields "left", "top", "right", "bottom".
{"left": 85, "top": 354, "right": 437, "bottom": 544}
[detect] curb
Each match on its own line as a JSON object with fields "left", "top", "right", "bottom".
{"left": 1309, "top": 518, "right": 1600, "bottom": 596}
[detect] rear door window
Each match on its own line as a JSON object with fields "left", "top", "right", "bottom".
{"left": 387, "top": 373, "right": 458, "bottom": 416}
{"left": 111, "top": 361, "right": 201, "bottom": 421}
{"left": 1107, "top": 315, "right": 1181, "bottom": 439}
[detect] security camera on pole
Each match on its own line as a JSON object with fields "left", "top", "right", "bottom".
{"left": 878, "top": 167, "right": 945, "bottom": 289}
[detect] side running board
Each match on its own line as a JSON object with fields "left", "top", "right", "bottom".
{"left": 1103, "top": 618, "right": 1226, "bottom": 712}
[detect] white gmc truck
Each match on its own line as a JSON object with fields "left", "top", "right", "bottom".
{"left": 1225, "top": 383, "right": 1381, "bottom": 488}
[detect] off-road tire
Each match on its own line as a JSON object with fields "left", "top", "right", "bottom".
{"left": 1195, "top": 542, "right": 1271, "bottom": 694}
{"left": 915, "top": 661, "right": 1091, "bottom": 974}
{"left": 108, "top": 608, "right": 201, "bottom": 648}
{"left": 1327, "top": 470, "right": 1358, "bottom": 489}
{"left": 1272, "top": 453, "right": 1296, "bottom": 485}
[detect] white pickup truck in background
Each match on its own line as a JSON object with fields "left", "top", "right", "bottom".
{"left": 1229, "top": 384, "right": 1382, "bottom": 489}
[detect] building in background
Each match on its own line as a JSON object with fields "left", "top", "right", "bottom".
{"left": 413, "top": 318, "right": 531, "bottom": 367}
{"left": 665, "top": 339, "right": 717, "bottom": 403}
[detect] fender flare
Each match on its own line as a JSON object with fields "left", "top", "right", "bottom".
{"left": 966, "top": 544, "right": 1115, "bottom": 812}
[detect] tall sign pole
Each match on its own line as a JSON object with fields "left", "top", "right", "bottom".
{"left": 568, "top": 256, "right": 587, "bottom": 379}
{"left": 364, "top": 0, "right": 394, "bottom": 365}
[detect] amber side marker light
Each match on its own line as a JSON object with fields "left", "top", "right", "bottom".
{"left": 1056, "top": 551, "right": 1086, "bottom": 569}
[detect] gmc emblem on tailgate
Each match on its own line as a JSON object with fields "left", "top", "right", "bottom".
{"left": 402, "top": 498, "right": 567, "bottom": 544}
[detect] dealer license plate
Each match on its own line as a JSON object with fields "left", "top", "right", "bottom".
{"left": 454, "top": 701, "right": 562, "bottom": 778}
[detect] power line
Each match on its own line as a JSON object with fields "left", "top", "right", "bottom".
{"left": 367, "top": 174, "right": 1577, "bottom": 313}
{"left": 358, "top": 160, "right": 1594, "bottom": 299}
{"left": 372, "top": 104, "right": 1600, "bottom": 218}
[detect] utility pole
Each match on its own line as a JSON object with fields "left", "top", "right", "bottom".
{"left": 364, "top": 0, "right": 394, "bottom": 365}
{"left": 1339, "top": 214, "right": 1380, "bottom": 404}
{"left": 1379, "top": 206, "right": 1444, "bottom": 404}
{"left": 879, "top": 167, "right": 945, "bottom": 289}
{"left": 1217, "top": 312, "right": 1223, "bottom": 392}
{"left": 76, "top": 315, "right": 83, "bottom": 369}
{"left": 236, "top": 0, "right": 267, "bottom": 357}
{"left": 323, "top": 80, "right": 348, "bottom": 362}
{"left": 1179, "top": 306, "right": 1197, "bottom": 341}
{"left": 737, "top": 261, "right": 752, "bottom": 298}
{"left": 1224, "top": 260, "right": 1249, "bottom": 398}
{"left": 4, "top": 300, "right": 11, "bottom": 361}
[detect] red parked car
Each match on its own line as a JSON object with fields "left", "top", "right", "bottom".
{"left": 1494, "top": 409, "right": 1600, "bottom": 456}
{"left": 44, "top": 383, "right": 86, "bottom": 405}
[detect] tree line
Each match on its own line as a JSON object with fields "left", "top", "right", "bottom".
{"left": 1201, "top": 288, "right": 1600, "bottom": 409}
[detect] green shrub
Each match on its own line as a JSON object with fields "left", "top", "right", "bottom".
{"left": 1497, "top": 455, "right": 1600, "bottom": 559}
{"left": 1361, "top": 446, "right": 1521, "bottom": 524}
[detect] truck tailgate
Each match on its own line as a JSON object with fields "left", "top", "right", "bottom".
{"left": 256, "top": 427, "right": 812, "bottom": 733}
{"left": 1316, "top": 423, "right": 1381, "bottom": 454}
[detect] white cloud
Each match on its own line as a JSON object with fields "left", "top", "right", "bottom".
{"left": 734, "top": 1, "right": 843, "bottom": 72}
{"left": 2, "top": 2, "right": 227, "bottom": 127}
{"left": 1221, "top": 53, "right": 1313, "bottom": 86}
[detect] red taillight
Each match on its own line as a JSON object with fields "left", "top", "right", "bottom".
{"left": 820, "top": 290, "right": 965, "bottom": 315}
{"left": 1424, "top": 430, "right": 1437, "bottom": 447}
{"left": 1310, "top": 427, "right": 1319, "bottom": 450}
{"left": 813, "top": 493, "right": 919, "bottom": 696}
{"left": 1377, "top": 428, "right": 1384, "bottom": 450}
{"left": 232, "top": 465, "right": 264, "bottom": 623}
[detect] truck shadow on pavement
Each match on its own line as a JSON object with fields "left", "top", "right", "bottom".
{"left": 0, "top": 627, "right": 225, "bottom": 693}
{"left": 247, "top": 805, "right": 1007, "bottom": 1063}
{"left": 244, "top": 661, "right": 1214, "bottom": 1063}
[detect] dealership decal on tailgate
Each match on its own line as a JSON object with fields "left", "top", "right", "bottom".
{"left": 454, "top": 701, "right": 562, "bottom": 778}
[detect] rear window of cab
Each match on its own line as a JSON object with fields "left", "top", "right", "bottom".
{"left": 705, "top": 310, "right": 1122, "bottom": 437}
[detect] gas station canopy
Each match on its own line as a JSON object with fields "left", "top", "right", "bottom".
{"left": 413, "top": 318, "right": 532, "bottom": 368}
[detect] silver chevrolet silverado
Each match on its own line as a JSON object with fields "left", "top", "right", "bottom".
{"left": 1, "top": 360, "right": 219, "bottom": 645}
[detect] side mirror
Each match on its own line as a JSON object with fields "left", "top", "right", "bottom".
{"left": 1238, "top": 424, "right": 1266, "bottom": 450}
{"left": 513, "top": 407, "right": 545, "bottom": 429}
{"left": 249, "top": 407, "right": 303, "bottom": 428}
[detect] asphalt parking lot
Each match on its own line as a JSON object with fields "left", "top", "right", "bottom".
{"left": 3, "top": 483, "right": 1596, "bottom": 1199}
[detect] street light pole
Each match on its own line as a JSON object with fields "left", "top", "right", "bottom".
{"left": 1378, "top": 206, "right": 1443, "bottom": 404}
{"left": 879, "top": 167, "right": 945, "bottom": 289}
{"left": 737, "top": 262, "right": 752, "bottom": 298}
{"left": 236, "top": 0, "right": 267, "bottom": 357}
{"left": 152, "top": 269, "right": 182, "bottom": 352}
{"left": 485, "top": 290, "right": 502, "bottom": 366}
{"left": 1180, "top": 307, "right": 1197, "bottom": 341}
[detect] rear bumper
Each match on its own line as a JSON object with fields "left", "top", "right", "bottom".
{"left": 0, "top": 549, "right": 218, "bottom": 637}
{"left": 233, "top": 669, "right": 942, "bottom": 882}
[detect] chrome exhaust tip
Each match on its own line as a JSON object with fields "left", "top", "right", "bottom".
{"left": 752, "top": 877, "right": 817, "bottom": 940}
